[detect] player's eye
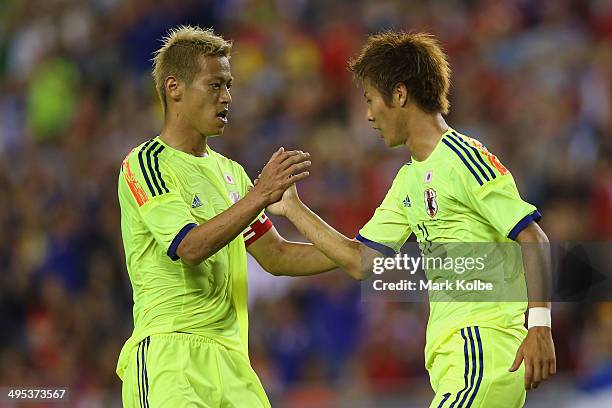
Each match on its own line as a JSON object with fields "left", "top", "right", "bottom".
{"left": 227, "top": 82, "right": 232, "bottom": 90}
{"left": 210, "top": 83, "right": 221, "bottom": 90}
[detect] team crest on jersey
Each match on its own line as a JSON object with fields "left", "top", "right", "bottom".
{"left": 424, "top": 188, "right": 438, "bottom": 218}
{"left": 224, "top": 173, "right": 235, "bottom": 185}
{"left": 228, "top": 191, "right": 241, "bottom": 204}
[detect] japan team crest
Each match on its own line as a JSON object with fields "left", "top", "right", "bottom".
{"left": 424, "top": 188, "right": 438, "bottom": 218}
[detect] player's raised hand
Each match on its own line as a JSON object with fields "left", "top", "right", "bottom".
{"left": 509, "top": 326, "right": 556, "bottom": 390}
{"left": 251, "top": 147, "right": 310, "bottom": 205}
{"left": 267, "top": 183, "right": 302, "bottom": 216}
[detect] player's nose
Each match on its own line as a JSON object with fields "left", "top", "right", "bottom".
{"left": 219, "top": 86, "right": 232, "bottom": 104}
{"left": 367, "top": 107, "right": 374, "bottom": 123}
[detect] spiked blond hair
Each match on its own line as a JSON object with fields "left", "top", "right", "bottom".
{"left": 152, "top": 25, "right": 232, "bottom": 113}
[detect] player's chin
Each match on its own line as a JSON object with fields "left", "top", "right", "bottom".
{"left": 205, "top": 123, "right": 226, "bottom": 137}
{"left": 387, "top": 136, "right": 405, "bottom": 148}
{"left": 386, "top": 139, "right": 402, "bottom": 148}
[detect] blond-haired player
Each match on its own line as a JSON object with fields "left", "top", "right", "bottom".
{"left": 116, "top": 26, "right": 339, "bottom": 407}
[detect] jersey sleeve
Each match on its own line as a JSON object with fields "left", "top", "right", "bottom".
{"left": 234, "top": 163, "right": 273, "bottom": 246}
{"left": 453, "top": 145, "right": 541, "bottom": 240}
{"left": 357, "top": 169, "right": 412, "bottom": 255}
{"left": 119, "top": 145, "right": 198, "bottom": 261}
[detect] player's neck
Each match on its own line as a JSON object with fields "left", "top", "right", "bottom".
{"left": 160, "top": 119, "right": 209, "bottom": 157}
{"left": 404, "top": 113, "right": 448, "bottom": 162}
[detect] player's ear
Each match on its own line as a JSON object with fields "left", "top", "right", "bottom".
{"left": 165, "top": 76, "right": 182, "bottom": 103}
{"left": 394, "top": 82, "right": 408, "bottom": 107}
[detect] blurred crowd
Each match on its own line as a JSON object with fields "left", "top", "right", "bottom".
{"left": 0, "top": 0, "right": 611, "bottom": 406}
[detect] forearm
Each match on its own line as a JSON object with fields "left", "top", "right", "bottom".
{"left": 517, "top": 223, "right": 552, "bottom": 310}
{"left": 286, "top": 201, "right": 362, "bottom": 277}
{"left": 178, "top": 191, "right": 266, "bottom": 264}
{"left": 267, "top": 241, "right": 337, "bottom": 276}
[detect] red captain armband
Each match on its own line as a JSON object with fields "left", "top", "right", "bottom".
{"left": 243, "top": 213, "right": 273, "bottom": 247}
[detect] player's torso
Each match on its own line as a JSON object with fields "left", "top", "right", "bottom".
{"left": 397, "top": 159, "right": 471, "bottom": 246}
{"left": 170, "top": 152, "right": 245, "bottom": 224}
{"left": 396, "top": 133, "right": 505, "bottom": 246}
{"left": 164, "top": 149, "right": 247, "bottom": 291}
{"left": 394, "top": 132, "right": 527, "bottom": 353}
{"left": 121, "top": 142, "right": 250, "bottom": 339}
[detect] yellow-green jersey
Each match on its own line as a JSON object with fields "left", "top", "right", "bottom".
{"left": 357, "top": 127, "right": 541, "bottom": 369}
{"left": 116, "top": 136, "right": 272, "bottom": 380}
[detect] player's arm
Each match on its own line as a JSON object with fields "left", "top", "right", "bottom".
{"left": 283, "top": 196, "right": 378, "bottom": 280}
{"left": 246, "top": 225, "right": 338, "bottom": 276}
{"left": 260, "top": 180, "right": 406, "bottom": 280}
{"left": 510, "top": 222, "right": 555, "bottom": 391}
{"left": 176, "top": 148, "right": 310, "bottom": 265}
{"left": 452, "top": 141, "right": 555, "bottom": 391}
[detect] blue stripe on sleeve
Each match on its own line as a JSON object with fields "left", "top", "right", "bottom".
{"left": 167, "top": 223, "right": 198, "bottom": 261}
{"left": 153, "top": 144, "right": 169, "bottom": 194}
{"left": 446, "top": 133, "right": 490, "bottom": 182}
{"left": 146, "top": 141, "right": 163, "bottom": 196}
{"left": 508, "top": 210, "right": 542, "bottom": 240}
{"left": 442, "top": 139, "right": 483, "bottom": 186}
{"left": 452, "top": 132, "right": 497, "bottom": 181}
{"left": 138, "top": 141, "right": 156, "bottom": 197}
{"left": 355, "top": 234, "right": 396, "bottom": 257}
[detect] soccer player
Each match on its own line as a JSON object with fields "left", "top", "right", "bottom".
{"left": 116, "top": 26, "right": 339, "bottom": 407}
{"left": 269, "top": 32, "right": 556, "bottom": 407}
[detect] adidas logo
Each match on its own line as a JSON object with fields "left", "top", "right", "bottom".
{"left": 192, "top": 194, "right": 203, "bottom": 208}
{"left": 403, "top": 194, "right": 411, "bottom": 207}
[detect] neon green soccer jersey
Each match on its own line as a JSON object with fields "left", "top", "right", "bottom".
{"left": 116, "top": 136, "right": 271, "bottom": 380}
{"left": 357, "top": 127, "right": 541, "bottom": 368}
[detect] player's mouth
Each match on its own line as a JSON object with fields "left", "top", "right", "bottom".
{"left": 216, "top": 108, "right": 229, "bottom": 124}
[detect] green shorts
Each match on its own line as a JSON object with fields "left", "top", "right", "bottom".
{"left": 428, "top": 326, "right": 526, "bottom": 408}
{"left": 121, "top": 332, "right": 270, "bottom": 407}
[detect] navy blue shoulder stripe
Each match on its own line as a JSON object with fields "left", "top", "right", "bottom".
{"left": 442, "top": 139, "right": 483, "bottom": 185}
{"left": 152, "top": 143, "right": 169, "bottom": 194}
{"left": 138, "top": 140, "right": 169, "bottom": 197}
{"left": 451, "top": 132, "right": 497, "bottom": 181}
{"left": 446, "top": 133, "right": 491, "bottom": 183}
{"left": 145, "top": 141, "right": 163, "bottom": 196}
{"left": 138, "top": 141, "right": 156, "bottom": 197}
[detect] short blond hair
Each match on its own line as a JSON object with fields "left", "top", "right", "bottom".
{"left": 152, "top": 25, "right": 232, "bottom": 113}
